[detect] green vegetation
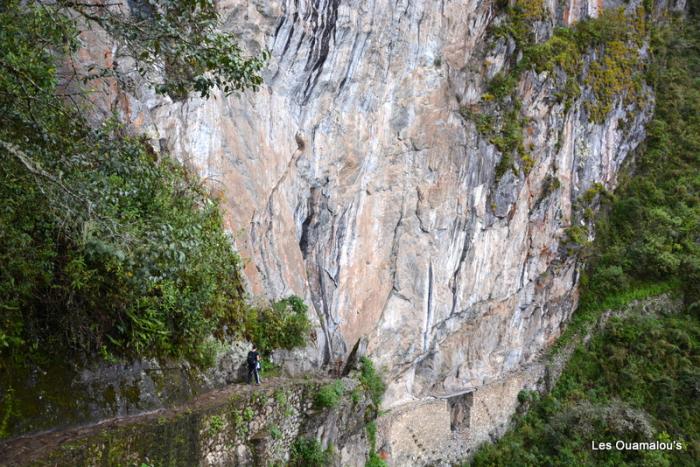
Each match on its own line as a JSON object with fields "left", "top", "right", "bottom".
{"left": 269, "top": 424, "right": 282, "bottom": 440}
{"left": 0, "top": 1, "right": 312, "bottom": 371}
{"left": 470, "top": 5, "right": 700, "bottom": 465}
{"left": 461, "top": 102, "right": 529, "bottom": 179}
{"left": 274, "top": 389, "right": 288, "bottom": 407}
{"left": 365, "top": 420, "right": 388, "bottom": 466}
{"left": 54, "top": 0, "right": 267, "bottom": 99}
{"left": 229, "top": 408, "right": 249, "bottom": 438}
{"left": 260, "top": 358, "right": 283, "bottom": 378}
{"left": 540, "top": 174, "right": 562, "bottom": 199}
{"left": 243, "top": 296, "right": 312, "bottom": 355}
{"left": 0, "top": 0, "right": 251, "bottom": 366}
{"left": 472, "top": 309, "right": 700, "bottom": 466}
{"left": 358, "top": 357, "right": 387, "bottom": 409}
{"left": 498, "top": 3, "right": 647, "bottom": 122}
{"left": 242, "top": 406, "right": 255, "bottom": 422}
{"left": 207, "top": 415, "right": 225, "bottom": 436}
{"left": 492, "top": 0, "right": 549, "bottom": 49}
{"left": 581, "top": 11, "right": 700, "bottom": 311}
{"left": 0, "top": 1, "right": 310, "bottom": 439}
{"left": 315, "top": 380, "right": 345, "bottom": 409}
{"left": 366, "top": 420, "right": 378, "bottom": 451}
{"left": 554, "top": 281, "right": 678, "bottom": 351}
{"left": 463, "top": 2, "right": 652, "bottom": 182}
{"left": 562, "top": 184, "right": 613, "bottom": 254}
{"left": 357, "top": 358, "right": 388, "bottom": 466}
{"left": 351, "top": 387, "right": 362, "bottom": 404}
{"left": 289, "top": 437, "right": 332, "bottom": 467}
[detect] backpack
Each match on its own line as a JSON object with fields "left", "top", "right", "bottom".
{"left": 247, "top": 351, "right": 257, "bottom": 367}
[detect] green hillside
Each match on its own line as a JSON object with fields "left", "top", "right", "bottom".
{"left": 471, "top": 3, "right": 700, "bottom": 465}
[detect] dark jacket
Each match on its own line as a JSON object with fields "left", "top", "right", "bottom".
{"left": 247, "top": 350, "right": 259, "bottom": 368}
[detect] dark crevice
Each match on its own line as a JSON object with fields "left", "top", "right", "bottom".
{"left": 273, "top": 15, "right": 285, "bottom": 41}
{"left": 302, "top": 0, "right": 341, "bottom": 101}
{"left": 299, "top": 187, "right": 320, "bottom": 258}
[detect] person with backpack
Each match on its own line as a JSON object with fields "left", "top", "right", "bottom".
{"left": 246, "top": 345, "right": 260, "bottom": 385}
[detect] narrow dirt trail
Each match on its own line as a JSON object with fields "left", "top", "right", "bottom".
{"left": 0, "top": 376, "right": 323, "bottom": 466}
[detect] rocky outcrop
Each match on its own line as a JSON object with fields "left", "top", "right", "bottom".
{"left": 72, "top": 0, "right": 685, "bottom": 464}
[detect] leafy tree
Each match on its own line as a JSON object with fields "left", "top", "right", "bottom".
{"left": 55, "top": 0, "right": 269, "bottom": 99}
{"left": 0, "top": 0, "right": 270, "bottom": 366}
{"left": 289, "top": 438, "right": 331, "bottom": 467}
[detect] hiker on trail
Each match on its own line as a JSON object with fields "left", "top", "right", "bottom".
{"left": 247, "top": 345, "right": 261, "bottom": 385}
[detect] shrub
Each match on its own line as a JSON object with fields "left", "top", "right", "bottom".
{"left": 488, "top": 72, "right": 519, "bottom": 100}
{"left": 315, "top": 381, "right": 345, "bottom": 408}
{"left": 366, "top": 421, "right": 378, "bottom": 450}
{"left": 244, "top": 295, "right": 312, "bottom": 355}
{"left": 207, "top": 415, "right": 225, "bottom": 436}
{"left": 274, "top": 389, "right": 288, "bottom": 407}
{"left": 585, "top": 265, "right": 629, "bottom": 298}
{"left": 242, "top": 407, "right": 255, "bottom": 422}
{"left": 359, "top": 357, "right": 387, "bottom": 408}
{"left": 517, "top": 389, "right": 540, "bottom": 405}
{"left": 351, "top": 388, "right": 362, "bottom": 405}
{"left": 289, "top": 438, "right": 330, "bottom": 467}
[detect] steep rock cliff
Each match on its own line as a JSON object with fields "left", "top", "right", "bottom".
{"left": 77, "top": 0, "right": 683, "bottom": 463}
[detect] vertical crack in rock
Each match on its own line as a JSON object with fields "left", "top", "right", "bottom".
{"left": 377, "top": 196, "right": 407, "bottom": 326}
{"left": 449, "top": 218, "right": 474, "bottom": 317}
{"left": 423, "top": 261, "right": 434, "bottom": 352}
{"left": 280, "top": 13, "right": 298, "bottom": 57}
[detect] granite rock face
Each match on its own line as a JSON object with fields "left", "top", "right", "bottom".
{"left": 78, "top": 0, "right": 684, "bottom": 463}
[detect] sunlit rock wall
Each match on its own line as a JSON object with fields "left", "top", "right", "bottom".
{"left": 75, "top": 0, "right": 684, "bottom": 463}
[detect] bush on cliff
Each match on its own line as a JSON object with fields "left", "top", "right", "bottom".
{"left": 289, "top": 438, "right": 331, "bottom": 467}
{"left": 359, "top": 357, "right": 387, "bottom": 408}
{"left": 314, "top": 380, "right": 345, "bottom": 409}
{"left": 244, "top": 295, "right": 312, "bottom": 355}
